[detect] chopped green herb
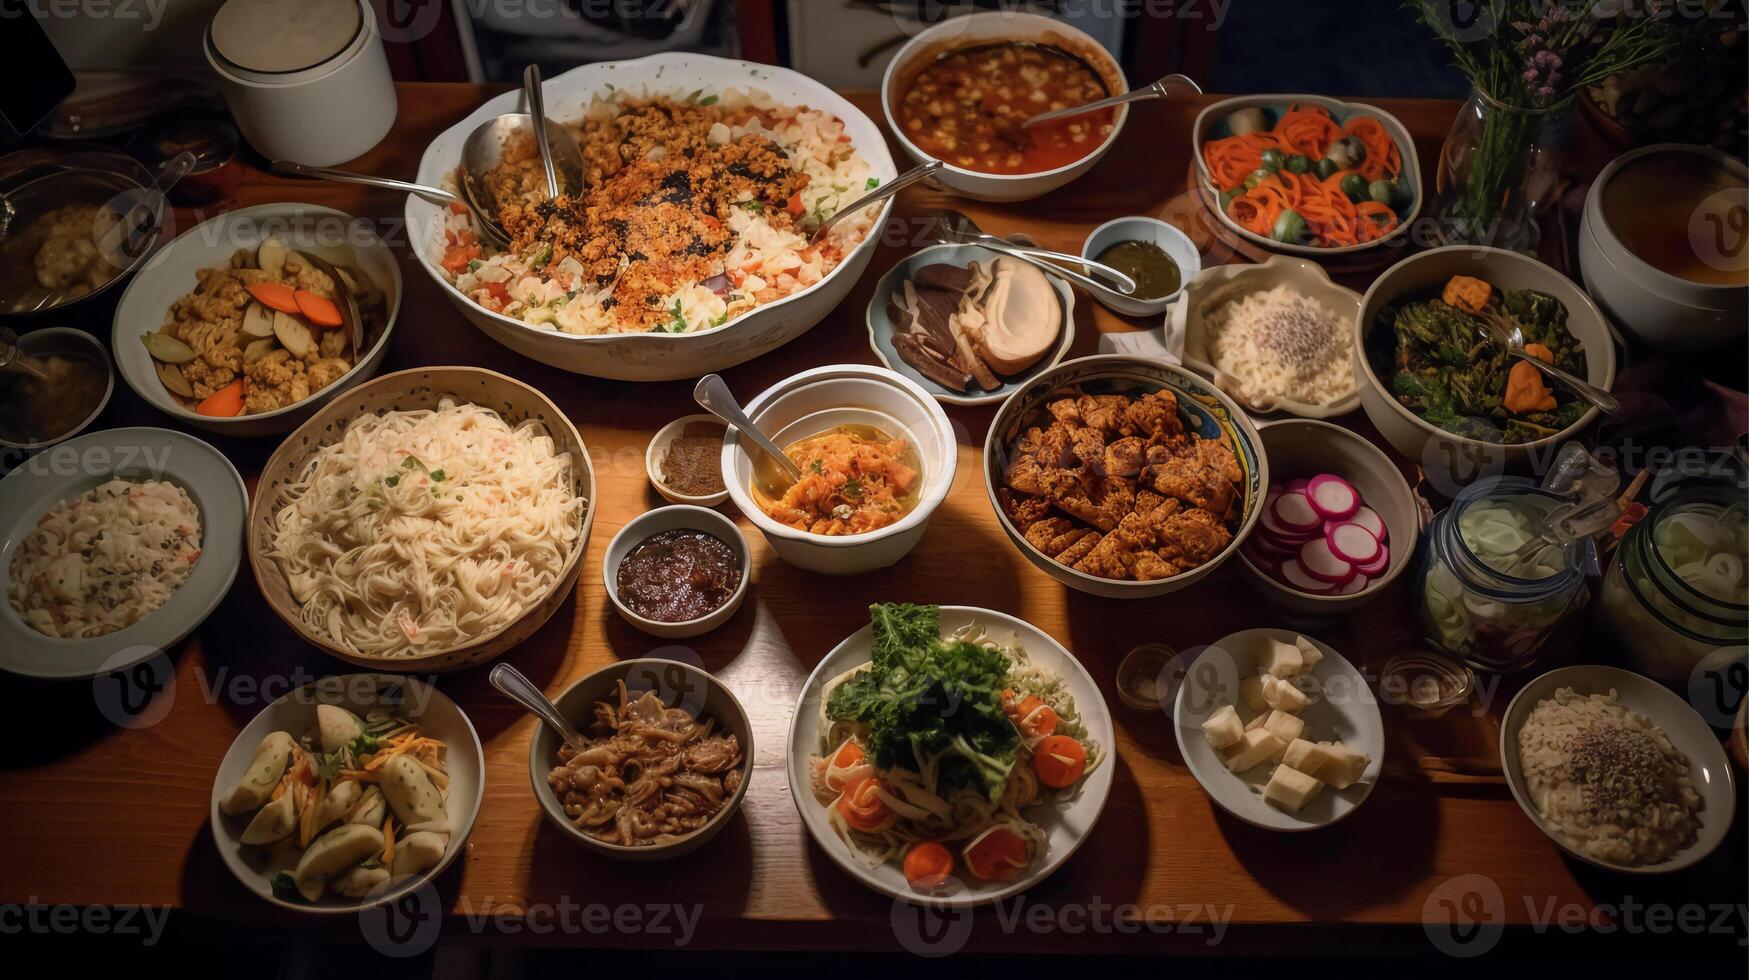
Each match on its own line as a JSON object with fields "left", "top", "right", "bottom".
{"left": 842, "top": 478, "right": 863, "bottom": 499}
{"left": 699, "top": 94, "right": 719, "bottom": 106}
{"left": 428, "top": 469, "right": 445, "bottom": 483}
{"left": 865, "top": 177, "right": 880, "bottom": 190}
{"left": 467, "top": 259, "right": 483, "bottom": 272}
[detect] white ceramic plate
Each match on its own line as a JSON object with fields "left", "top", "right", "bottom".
{"left": 1174, "top": 628, "right": 1384, "bottom": 831}
{"left": 865, "top": 244, "right": 1077, "bottom": 406}
{"left": 0, "top": 427, "right": 246, "bottom": 680}
{"left": 1500, "top": 665, "right": 1736, "bottom": 874}
{"left": 409, "top": 54, "right": 897, "bottom": 381}
{"left": 787, "top": 606, "right": 1115, "bottom": 907}
{"left": 111, "top": 203, "right": 402, "bottom": 437}
{"left": 209, "top": 674, "right": 484, "bottom": 913}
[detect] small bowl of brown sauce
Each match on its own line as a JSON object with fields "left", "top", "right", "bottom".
{"left": 646, "top": 414, "right": 730, "bottom": 506}
{"left": 0, "top": 326, "right": 114, "bottom": 450}
{"left": 1080, "top": 216, "right": 1201, "bottom": 318}
{"left": 605, "top": 504, "right": 751, "bottom": 638}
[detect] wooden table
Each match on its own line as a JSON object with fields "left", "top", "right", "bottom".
{"left": 1, "top": 86, "right": 1741, "bottom": 957}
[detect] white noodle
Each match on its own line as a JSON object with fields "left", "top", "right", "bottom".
{"left": 266, "top": 399, "right": 583, "bottom": 658}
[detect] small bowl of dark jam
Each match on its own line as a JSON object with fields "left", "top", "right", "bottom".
{"left": 605, "top": 504, "right": 751, "bottom": 638}
{"left": 1079, "top": 216, "right": 1201, "bottom": 318}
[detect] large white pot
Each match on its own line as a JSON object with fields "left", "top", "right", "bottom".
{"left": 408, "top": 54, "right": 896, "bottom": 382}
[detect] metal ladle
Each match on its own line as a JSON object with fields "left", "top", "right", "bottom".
{"left": 926, "top": 209, "right": 1139, "bottom": 295}
{"left": 489, "top": 663, "right": 586, "bottom": 752}
{"left": 1022, "top": 73, "right": 1202, "bottom": 128}
{"left": 693, "top": 374, "right": 804, "bottom": 486}
{"left": 271, "top": 160, "right": 512, "bottom": 251}
{"left": 460, "top": 68, "right": 585, "bottom": 220}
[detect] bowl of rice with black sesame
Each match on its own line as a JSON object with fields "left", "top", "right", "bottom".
{"left": 410, "top": 54, "right": 896, "bottom": 381}
{"left": 1502, "top": 665, "right": 1736, "bottom": 873}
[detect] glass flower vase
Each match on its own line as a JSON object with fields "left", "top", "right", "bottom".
{"left": 1434, "top": 87, "right": 1573, "bottom": 251}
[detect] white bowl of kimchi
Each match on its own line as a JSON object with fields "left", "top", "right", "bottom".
{"left": 409, "top": 54, "right": 897, "bottom": 382}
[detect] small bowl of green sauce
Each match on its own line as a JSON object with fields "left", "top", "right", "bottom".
{"left": 1081, "top": 216, "right": 1201, "bottom": 318}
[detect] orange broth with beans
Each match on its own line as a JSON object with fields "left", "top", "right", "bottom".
{"left": 753, "top": 425, "right": 923, "bottom": 536}
{"left": 896, "top": 42, "right": 1116, "bottom": 175}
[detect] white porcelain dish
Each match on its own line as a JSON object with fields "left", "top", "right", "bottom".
{"left": 1169, "top": 255, "right": 1363, "bottom": 419}
{"left": 1192, "top": 95, "right": 1422, "bottom": 257}
{"left": 720, "top": 364, "right": 956, "bottom": 575}
{"left": 112, "top": 202, "right": 402, "bottom": 437}
{"left": 1174, "top": 628, "right": 1384, "bottom": 831}
{"left": 0, "top": 327, "right": 114, "bottom": 450}
{"left": 1079, "top": 216, "right": 1201, "bottom": 318}
{"left": 1355, "top": 246, "right": 1618, "bottom": 477}
{"left": 0, "top": 427, "right": 246, "bottom": 680}
{"left": 1500, "top": 664, "right": 1736, "bottom": 874}
{"left": 1578, "top": 143, "right": 1747, "bottom": 352}
{"left": 1236, "top": 419, "right": 1419, "bottom": 616}
{"left": 880, "top": 12, "right": 1129, "bottom": 203}
{"left": 408, "top": 54, "right": 897, "bottom": 381}
{"left": 531, "top": 658, "right": 754, "bottom": 861}
{"left": 646, "top": 414, "right": 731, "bottom": 506}
{"left": 603, "top": 504, "right": 751, "bottom": 639}
{"left": 787, "top": 606, "right": 1115, "bottom": 906}
{"left": 865, "top": 243, "right": 1077, "bottom": 406}
{"left": 209, "top": 673, "right": 483, "bottom": 912}
{"left": 983, "top": 355, "right": 1267, "bottom": 599}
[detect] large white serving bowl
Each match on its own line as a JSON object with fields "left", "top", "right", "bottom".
{"left": 1355, "top": 246, "right": 1617, "bottom": 479}
{"left": 720, "top": 364, "right": 956, "bottom": 575}
{"left": 787, "top": 606, "right": 1115, "bottom": 906}
{"left": 1579, "top": 143, "right": 1748, "bottom": 352}
{"left": 1174, "top": 629, "right": 1384, "bottom": 832}
{"left": 210, "top": 674, "right": 484, "bottom": 912}
{"left": 408, "top": 54, "right": 897, "bottom": 381}
{"left": 983, "top": 355, "right": 1268, "bottom": 599}
{"left": 880, "top": 11, "right": 1129, "bottom": 203}
{"left": 112, "top": 203, "right": 402, "bottom": 437}
{"left": 1500, "top": 665, "right": 1736, "bottom": 874}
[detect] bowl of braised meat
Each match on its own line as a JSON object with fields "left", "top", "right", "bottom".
{"left": 984, "top": 355, "right": 1267, "bottom": 598}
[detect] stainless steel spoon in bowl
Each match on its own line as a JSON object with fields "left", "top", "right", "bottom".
{"left": 926, "top": 208, "right": 1139, "bottom": 295}
{"left": 1022, "top": 73, "right": 1203, "bottom": 128}
{"left": 460, "top": 83, "right": 585, "bottom": 219}
{"left": 524, "top": 64, "right": 561, "bottom": 199}
{"left": 270, "top": 160, "right": 512, "bottom": 251}
{"left": 693, "top": 373, "right": 804, "bottom": 487}
{"left": 489, "top": 663, "right": 587, "bottom": 753}
{"left": 808, "top": 160, "right": 942, "bottom": 245}
{"left": 1475, "top": 308, "right": 1620, "bottom": 414}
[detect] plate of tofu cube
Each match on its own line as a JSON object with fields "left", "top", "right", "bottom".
{"left": 1173, "top": 628, "right": 1383, "bottom": 830}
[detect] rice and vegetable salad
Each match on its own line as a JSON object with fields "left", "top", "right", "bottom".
{"left": 439, "top": 86, "right": 881, "bottom": 336}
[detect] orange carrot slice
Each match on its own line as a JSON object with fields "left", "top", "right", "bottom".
{"left": 195, "top": 379, "right": 246, "bottom": 417}
{"left": 246, "top": 281, "right": 299, "bottom": 313}
{"left": 294, "top": 289, "right": 343, "bottom": 328}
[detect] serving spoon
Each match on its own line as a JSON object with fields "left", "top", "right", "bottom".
{"left": 1022, "top": 72, "right": 1203, "bottom": 128}
{"left": 270, "top": 161, "right": 512, "bottom": 251}
{"left": 1475, "top": 308, "right": 1619, "bottom": 414}
{"left": 808, "top": 160, "right": 942, "bottom": 245}
{"left": 693, "top": 374, "right": 804, "bottom": 486}
{"left": 926, "top": 209, "right": 1138, "bottom": 295}
{"left": 489, "top": 663, "right": 586, "bottom": 752}
{"left": 460, "top": 70, "right": 585, "bottom": 219}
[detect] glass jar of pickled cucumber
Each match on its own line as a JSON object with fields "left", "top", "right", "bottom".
{"left": 1419, "top": 477, "right": 1593, "bottom": 672}
{"left": 1599, "top": 485, "right": 1747, "bottom": 685}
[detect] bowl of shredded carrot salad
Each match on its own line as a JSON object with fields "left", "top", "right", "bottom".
{"left": 1194, "top": 96, "right": 1422, "bottom": 256}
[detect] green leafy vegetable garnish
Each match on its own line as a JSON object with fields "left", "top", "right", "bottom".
{"left": 810, "top": 459, "right": 824, "bottom": 475}
{"left": 270, "top": 872, "right": 303, "bottom": 902}
{"left": 825, "top": 603, "right": 1018, "bottom": 801}
{"left": 842, "top": 479, "right": 863, "bottom": 499}
{"left": 865, "top": 177, "right": 880, "bottom": 190}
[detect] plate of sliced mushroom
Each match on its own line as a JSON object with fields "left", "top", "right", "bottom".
{"left": 866, "top": 243, "right": 1077, "bottom": 407}
{"left": 111, "top": 203, "right": 401, "bottom": 437}
{"left": 210, "top": 674, "right": 483, "bottom": 913}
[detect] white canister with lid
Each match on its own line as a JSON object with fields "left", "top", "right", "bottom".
{"left": 204, "top": 0, "right": 397, "bottom": 167}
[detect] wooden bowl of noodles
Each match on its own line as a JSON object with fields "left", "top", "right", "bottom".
{"left": 248, "top": 367, "right": 595, "bottom": 672}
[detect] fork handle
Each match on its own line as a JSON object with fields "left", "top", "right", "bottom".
{"left": 1512, "top": 351, "right": 1620, "bottom": 414}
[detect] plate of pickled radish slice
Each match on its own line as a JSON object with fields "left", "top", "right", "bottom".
{"left": 209, "top": 674, "right": 483, "bottom": 912}
{"left": 1174, "top": 629, "right": 1383, "bottom": 831}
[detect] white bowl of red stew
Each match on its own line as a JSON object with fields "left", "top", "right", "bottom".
{"left": 881, "top": 11, "right": 1129, "bottom": 203}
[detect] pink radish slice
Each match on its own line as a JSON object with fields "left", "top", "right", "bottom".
{"left": 1279, "top": 559, "right": 1331, "bottom": 592}
{"left": 1349, "top": 506, "right": 1386, "bottom": 541}
{"left": 1355, "top": 544, "right": 1390, "bottom": 577}
{"left": 1298, "top": 537, "right": 1356, "bottom": 584}
{"left": 1252, "top": 533, "right": 1302, "bottom": 559}
{"left": 1259, "top": 503, "right": 1317, "bottom": 540}
{"left": 1333, "top": 574, "right": 1370, "bottom": 596}
{"left": 1272, "top": 490, "right": 1321, "bottom": 531}
{"left": 1305, "top": 474, "right": 1359, "bottom": 521}
{"left": 1285, "top": 477, "right": 1310, "bottom": 493}
{"left": 1327, "top": 522, "right": 1381, "bottom": 564}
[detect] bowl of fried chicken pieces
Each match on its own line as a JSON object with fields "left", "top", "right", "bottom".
{"left": 984, "top": 355, "right": 1267, "bottom": 598}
